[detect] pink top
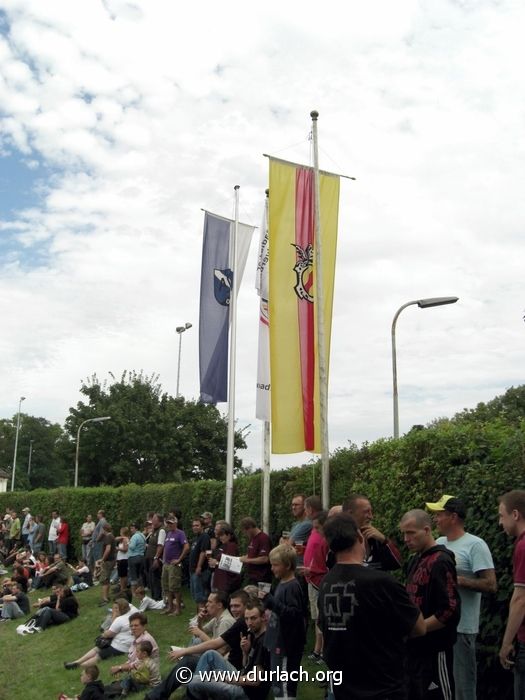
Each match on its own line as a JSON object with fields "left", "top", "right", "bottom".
{"left": 303, "top": 528, "right": 328, "bottom": 588}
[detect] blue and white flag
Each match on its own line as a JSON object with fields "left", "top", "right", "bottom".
{"left": 199, "top": 212, "right": 254, "bottom": 404}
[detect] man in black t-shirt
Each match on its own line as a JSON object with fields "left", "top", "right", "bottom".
{"left": 186, "top": 600, "right": 270, "bottom": 700}
{"left": 145, "top": 590, "right": 251, "bottom": 700}
{"left": 189, "top": 518, "right": 211, "bottom": 610}
{"left": 0, "top": 581, "right": 30, "bottom": 619}
{"left": 400, "top": 509, "right": 460, "bottom": 700}
{"left": 319, "top": 513, "right": 425, "bottom": 700}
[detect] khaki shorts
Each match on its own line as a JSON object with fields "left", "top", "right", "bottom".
{"left": 99, "top": 559, "right": 116, "bottom": 585}
{"left": 308, "top": 581, "right": 319, "bottom": 621}
{"left": 162, "top": 562, "right": 182, "bottom": 593}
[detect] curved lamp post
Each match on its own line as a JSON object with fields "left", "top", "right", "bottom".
{"left": 392, "top": 297, "right": 458, "bottom": 438}
{"left": 74, "top": 416, "right": 111, "bottom": 487}
{"left": 11, "top": 396, "right": 26, "bottom": 491}
{"left": 27, "top": 440, "right": 34, "bottom": 476}
{"left": 176, "top": 322, "right": 192, "bottom": 398}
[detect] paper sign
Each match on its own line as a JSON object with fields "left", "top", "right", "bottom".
{"left": 218, "top": 555, "right": 243, "bottom": 574}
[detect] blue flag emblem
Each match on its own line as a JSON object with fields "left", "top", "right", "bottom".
{"left": 214, "top": 268, "right": 233, "bottom": 306}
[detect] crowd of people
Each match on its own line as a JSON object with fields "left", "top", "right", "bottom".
{"left": 1, "top": 490, "right": 525, "bottom": 699}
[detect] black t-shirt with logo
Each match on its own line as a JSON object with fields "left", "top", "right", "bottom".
{"left": 318, "top": 563, "right": 420, "bottom": 699}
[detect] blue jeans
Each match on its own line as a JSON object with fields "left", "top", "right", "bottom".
{"left": 453, "top": 632, "right": 477, "bottom": 700}
{"left": 145, "top": 655, "right": 199, "bottom": 700}
{"left": 128, "top": 555, "right": 145, "bottom": 586}
{"left": 190, "top": 572, "right": 210, "bottom": 604}
{"left": 187, "top": 652, "right": 247, "bottom": 699}
{"left": 1, "top": 601, "right": 24, "bottom": 619}
{"left": 121, "top": 676, "right": 149, "bottom": 694}
{"left": 194, "top": 650, "right": 236, "bottom": 675}
{"left": 515, "top": 641, "right": 525, "bottom": 700}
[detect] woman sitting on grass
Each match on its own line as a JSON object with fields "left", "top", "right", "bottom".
{"left": 32, "top": 552, "right": 50, "bottom": 589}
{"left": 108, "top": 612, "right": 161, "bottom": 692}
{"left": 72, "top": 559, "right": 93, "bottom": 587}
{"left": 64, "top": 598, "right": 136, "bottom": 669}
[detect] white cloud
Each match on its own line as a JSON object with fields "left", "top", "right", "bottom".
{"left": 0, "top": 0, "right": 524, "bottom": 479}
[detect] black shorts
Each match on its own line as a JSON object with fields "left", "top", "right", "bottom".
{"left": 117, "top": 559, "right": 128, "bottom": 578}
{"left": 99, "top": 645, "right": 125, "bottom": 660}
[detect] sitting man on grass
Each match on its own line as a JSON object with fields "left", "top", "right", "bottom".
{"left": 185, "top": 600, "right": 271, "bottom": 700}
{"left": 0, "top": 581, "right": 30, "bottom": 621}
{"left": 144, "top": 590, "right": 240, "bottom": 700}
{"left": 33, "top": 552, "right": 70, "bottom": 589}
{"left": 32, "top": 584, "right": 79, "bottom": 631}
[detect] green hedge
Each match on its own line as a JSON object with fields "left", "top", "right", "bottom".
{"left": 2, "top": 416, "right": 524, "bottom": 699}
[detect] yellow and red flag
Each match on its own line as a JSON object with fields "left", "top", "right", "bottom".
{"left": 268, "top": 157, "right": 340, "bottom": 454}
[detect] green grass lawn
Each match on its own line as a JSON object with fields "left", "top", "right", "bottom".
{"left": 0, "top": 583, "right": 328, "bottom": 699}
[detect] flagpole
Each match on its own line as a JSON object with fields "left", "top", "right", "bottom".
{"left": 261, "top": 189, "right": 271, "bottom": 535}
{"left": 310, "top": 110, "right": 330, "bottom": 510}
{"left": 225, "top": 185, "right": 240, "bottom": 522}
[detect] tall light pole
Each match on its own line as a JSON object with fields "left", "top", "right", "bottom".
{"left": 392, "top": 297, "right": 458, "bottom": 439}
{"left": 176, "top": 322, "right": 192, "bottom": 398}
{"left": 27, "top": 440, "right": 34, "bottom": 477}
{"left": 75, "top": 416, "right": 111, "bottom": 487}
{"left": 11, "top": 396, "right": 26, "bottom": 491}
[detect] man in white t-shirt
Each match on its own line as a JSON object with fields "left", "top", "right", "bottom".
{"left": 427, "top": 494, "right": 497, "bottom": 700}
{"left": 47, "top": 510, "right": 61, "bottom": 556}
{"left": 21, "top": 508, "right": 32, "bottom": 546}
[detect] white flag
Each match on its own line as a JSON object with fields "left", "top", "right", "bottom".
{"left": 255, "top": 201, "right": 270, "bottom": 421}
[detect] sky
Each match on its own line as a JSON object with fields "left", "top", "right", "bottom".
{"left": 0, "top": 0, "right": 524, "bottom": 473}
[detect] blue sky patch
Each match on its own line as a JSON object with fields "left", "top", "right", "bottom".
{"left": 0, "top": 152, "right": 46, "bottom": 218}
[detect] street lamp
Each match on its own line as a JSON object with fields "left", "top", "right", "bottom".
{"left": 11, "top": 396, "right": 26, "bottom": 491}
{"left": 74, "top": 416, "right": 111, "bottom": 487}
{"left": 392, "top": 297, "right": 458, "bottom": 439}
{"left": 176, "top": 322, "right": 192, "bottom": 398}
{"left": 27, "top": 440, "right": 34, "bottom": 477}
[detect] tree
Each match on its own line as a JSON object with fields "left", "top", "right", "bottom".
{"left": 0, "top": 415, "right": 68, "bottom": 490}
{"left": 63, "top": 371, "right": 247, "bottom": 487}
{"left": 451, "top": 385, "right": 525, "bottom": 427}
